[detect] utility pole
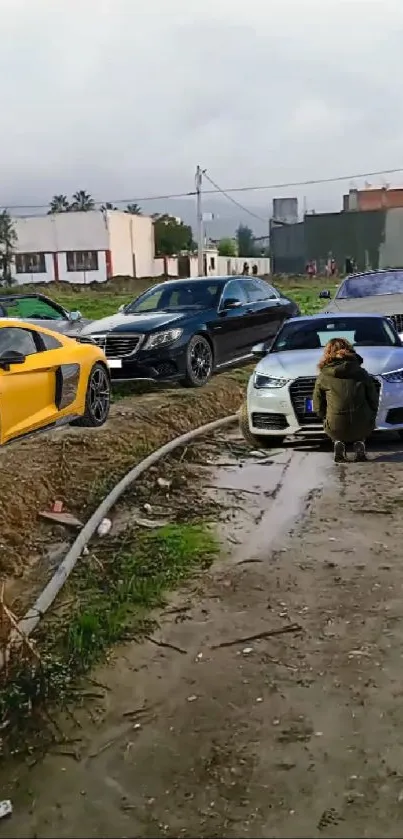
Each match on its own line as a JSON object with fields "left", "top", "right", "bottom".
{"left": 195, "top": 165, "right": 204, "bottom": 276}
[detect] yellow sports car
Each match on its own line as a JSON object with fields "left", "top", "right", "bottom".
{"left": 0, "top": 318, "right": 111, "bottom": 445}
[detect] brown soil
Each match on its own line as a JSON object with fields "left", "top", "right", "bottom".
{"left": 1, "top": 440, "right": 403, "bottom": 838}
{"left": 0, "top": 372, "right": 246, "bottom": 591}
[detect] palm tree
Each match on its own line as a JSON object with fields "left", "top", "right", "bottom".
{"left": 100, "top": 202, "right": 117, "bottom": 211}
{"left": 71, "top": 190, "right": 95, "bottom": 212}
{"left": 48, "top": 194, "right": 70, "bottom": 214}
{"left": 0, "top": 210, "right": 17, "bottom": 285}
{"left": 126, "top": 203, "right": 142, "bottom": 215}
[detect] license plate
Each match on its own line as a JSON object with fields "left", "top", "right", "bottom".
{"left": 108, "top": 359, "right": 122, "bottom": 369}
{"left": 305, "top": 398, "right": 313, "bottom": 413}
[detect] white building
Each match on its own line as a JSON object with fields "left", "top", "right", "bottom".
{"left": 11, "top": 210, "right": 155, "bottom": 284}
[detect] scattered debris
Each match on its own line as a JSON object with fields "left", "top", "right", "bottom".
{"left": 38, "top": 510, "right": 83, "bottom": 528}
{"left": 157, "top": 477, "right": 172, "bottom": 490}
{"left": 187, "top": 695, "right": 198, "bottom": 702}
{"left": 134, "top": 517, "right": 169, "bottom": 529}
{"left": 242, "top": 647, "right": 254, "bottom": 655}
{"left": 143, "top": 503, "right": 153, "bottom": 514}
{"left": 52, "top": 500, "right": 64, "bottom": 513}
{"left": 0, "top": 801, "right": 12, "bottom": 820}
{"left": 97, "top": 518, "right": 112, "bottom": 537}
{"left": 145, "top": 635, "right": 187, "bottom": 655}
{"left": 211, "top": 623, "right": 303, "bottom": 650}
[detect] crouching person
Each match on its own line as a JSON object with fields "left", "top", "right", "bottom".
{"left": 313, "top": 338, "right": 380, "bottom": 462}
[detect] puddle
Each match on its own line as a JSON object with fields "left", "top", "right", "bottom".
{"left": 212, "top": 449, "right": 330, "bottom": 561}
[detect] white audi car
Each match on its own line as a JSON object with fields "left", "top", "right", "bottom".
{"left": 241, "top": 313, "right": 403, "bottom": 448}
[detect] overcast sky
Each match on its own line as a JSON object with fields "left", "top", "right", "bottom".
{"left": 1, "top": 0, "right": 403, "bottom": 229}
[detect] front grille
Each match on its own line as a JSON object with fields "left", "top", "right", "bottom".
{"left": 252, "top": 412, "right": 288, "bottom": 430}
{"left": 289, "top": 376, "right": 320, "bottom": 425}
{"left": 390, "top": 314, "right": 403, "bottom": 334}
{"left": 90, "top": 333, "right": 143, "bottom": 359}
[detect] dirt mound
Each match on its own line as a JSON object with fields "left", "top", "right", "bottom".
{"left": 0, "top": 374, "right": 246, "bottom": 583}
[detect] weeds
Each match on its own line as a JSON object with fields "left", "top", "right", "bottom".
{"left": 0, "top": 522, "right": 219, "bottom": 749}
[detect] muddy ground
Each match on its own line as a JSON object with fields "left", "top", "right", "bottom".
{"left": 0, "top": 370, "right": 247, "bottom": 611}
{"left": 2, "top": 434, "right": 403, "bottom": 838}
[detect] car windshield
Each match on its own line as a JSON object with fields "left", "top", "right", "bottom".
{"left": 0, "top": 296, "right": 64, "bottom": 320}
{"left": 271, "top": 317, "right": 399, "bottom": 352}
{"left": 337, "top": 271, "right": 403, "bottom": 299}
{"left": 125, "top": 281, "right": 222, "bottom": 314}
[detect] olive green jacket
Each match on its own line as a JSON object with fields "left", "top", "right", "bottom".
{"left": 313, "top": 353, "right": 380, "bottom": 443}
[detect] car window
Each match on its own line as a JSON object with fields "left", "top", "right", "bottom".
{"left": 337, "top": 271, "right": 403, "bottom": 299}
{"left": 0, "top": 327, "right": 38, "bottom": 356}
{"left": 0, "top": 297, "right": 64, "bottom": 320}
{"left": 40, "top": 332, "right": 63, "bottom": 350}
{"left": 126, "top": 282, "right": 222, "bottom": 313}
{"left": 221, "top": 280, "right": 248, "bottom": 305}
{"left": 271, "top": 317, "right": 399, "bottom": 352}
{"left": 245, "top": 279, "right": 277, "bottom": 302}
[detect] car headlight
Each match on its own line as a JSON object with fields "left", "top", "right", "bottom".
{"left": 382, "top": 369, "right": 403, "bottom": 383}
{"left": 254, "top": 372, "right": 289, "bottom": 389}
{"left": 143, "top": 328, "right": 183, "bottom": 350}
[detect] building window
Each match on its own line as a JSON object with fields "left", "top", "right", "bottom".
{"left": 15, "top": 253, "right": 46, "bottom": 274}
{"left": 66, "top": 251, "right": 99, "bottom": 272}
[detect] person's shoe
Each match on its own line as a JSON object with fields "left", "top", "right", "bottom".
{"left": 334, "top": 441, "right": 346, "bottom": 463}
{"left": 353, "top": 441, "right": 367, "bottom": 462}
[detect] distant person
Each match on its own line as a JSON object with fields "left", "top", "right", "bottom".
{"left": 306, "top": 260, "right": 315, "bottom": 278}
{"left": 242, "top": 262, "right": 249, "bottom": 275}
{"left": 313, "top": 337, "right": 380, "bottom": 463}
{"left": 252, "top": 264, "right": 258, "bottom": 275}
{"left": 345, "top": 256, "right": 353, "bottom": 274}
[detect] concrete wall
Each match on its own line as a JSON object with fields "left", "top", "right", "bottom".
{"left": 304, "top": 210, "right": 385, "bottom": 272}
{"left": 379, "top": 208, "right": 403, "bottom": 268}
{"left": 272, "top": 197, "right": 298, "bottom": 224}
{"left": 152, "top": 254, "right": 271, "bottom": 278}
{"left": 270, "top": 222, "right": 305, "bottom": 274}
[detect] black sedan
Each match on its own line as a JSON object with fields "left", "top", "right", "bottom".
{"left": 0, "top": 292, "right": 89, "bottom": 334}
{"left": 80, "top": 276, "right": 300, "bottom": 387}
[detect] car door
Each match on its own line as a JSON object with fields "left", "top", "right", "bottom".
{"left": 0, "top": 295, "right": 73, "bottom": 334}
{"left": 243, "top": 279, "right": 285, "bottom": 344}
{"left": 212, "top": 279, "right": 254, "bottom": 364}
{"left": 0, "top": 326, "right": 59, "bottom": 444}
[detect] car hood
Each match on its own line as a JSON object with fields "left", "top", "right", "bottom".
{"left": 255, "top": 346, "right": 403, "bottom": 378}
{"left": 81, "top": 311, "right": 186, "bottom": 335}
{"left": 324, "top": 294, "right": 403, "bottom": 315}
{"left": 38, "top": 319, "right": 91, "bottom": 334}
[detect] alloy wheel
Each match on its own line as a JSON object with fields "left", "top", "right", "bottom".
{"left": 89, "top": 366, "right": 110, "bottom": 423}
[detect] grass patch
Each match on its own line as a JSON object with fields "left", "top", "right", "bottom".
{"left": 0, "top": 522, "right": 219, "bottom": 744}
{"left": 8, "top": 275, "right": 335, "bottom": 321}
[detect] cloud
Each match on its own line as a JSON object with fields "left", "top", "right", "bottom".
{"left": 0, "top": 0, "right": 403, "bottom": 221}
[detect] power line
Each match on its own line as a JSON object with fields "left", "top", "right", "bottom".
{"left": 202, "top": 170, "right": 268, "bottom": 222}
{"left": 202, "top": 165, "right": 403, "bottom": 196}
{"left": 3, "top": 164, "right": 403, "bottom": 213}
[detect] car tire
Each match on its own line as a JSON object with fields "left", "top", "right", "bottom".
{"left": 181, "top": 334, "right": 213, "bottom": 388}
{"left": 71, "top": 362, "right": 111, "bottom": 428}
{"left": 239, "top": 401, "right": 285, "bottom": 449}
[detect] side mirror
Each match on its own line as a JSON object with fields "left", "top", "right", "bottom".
{"left": 0, "top": 350, "right": 26, "bottom": 370}
{"left": 69, "top": 310, "right": 82, "bottom": 322}
{"left": 251, "top": 342, "right": 269, "bottom": 357}
{"left": 222, "top": 298, "right": 242, "bottom": 310}
{"left": 319, "top": 290, "right": 331, "bottom": 300}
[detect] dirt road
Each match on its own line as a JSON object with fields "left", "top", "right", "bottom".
{"left": 2, "top": 436, "right": 403, "bottom": 838}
